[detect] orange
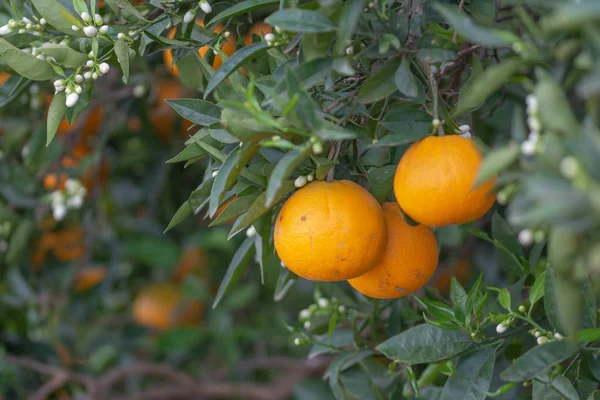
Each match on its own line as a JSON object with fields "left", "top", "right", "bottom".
{"left": 149, "top": 80, "right": 191, "bottom": 142}
{"left": 74, "top": 266, "right": 107, "bottom": 292}
{"left": 132, "top": 283, "right": 203, "bottom": 330}
{"left": 52, "top": 226, "right": 85, "bottom": 263}
{"left": 32, "top": 232, "right": 57, "bottom": 270}
{"left": 163, "top": 21, "right": 236, "bottom": 76}
{"left": 274, "top": 180, "right": 387, "bottom": 282}
{"left": 394, "top": 135, "right": 497, "bottom": 227}
{"left": 43, "top": 173, "right": 68, "bottom": 191}
{"left": 173, "top": 247, "right": 209, "bottom": 283}
{"left": 0, "top": 72, "right": 10, "bottom": 87}
{"left": 243, "top": 21, "right": 272, "bottom": 46}
{"left": 348, "top": 202, "right": 439, "bottom": 299}
{"left": 431, "top": 258, "right": 472, "bottom": 295}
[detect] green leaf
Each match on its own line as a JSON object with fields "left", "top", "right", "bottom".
{"left": 456, "top": 55, "right": 485, "bottom": 118}
{"left": 433, "top": 3, "right": 519, "bottom": 46}
{"left": 490, "top": 287, "right": 511, "bottom": 311}
{"left": 395, "top": 57, "right": 418, "bottom": 98}
{"left": 253, "top": 213, "right": 272, "bottom": 284}
{"left": 534, "top": 375, "right": 580, "bottom": 400}
{"left": 124, "top": 237, "right": 181, "bottom": 269}
{"left": 166, "top": 98, "right": 221, "bottom": 126}
{"left": 500, "top": 341, "right": 579, "bottom": 382}
{"left": 209, "top": 142, "right": 260, "bottom": 217}
{"left": 334, "top": 0, "right": 367, "bottom": 55}
{"left": 314, "top": 119, "right": 358, "bottom": 140}
{"left": 220, "top": 108, "right": 276, "bottom": 142}
{"left": 265, "top": 9, "right": 336, "bottom": 33}
{"left": 475, "top": 143, "right": 519, "bottom": 186}
{"left": 541, "top": 3, "right": 600, "bottom": 33}
{"left": 72, "top": 0, "right": 88, "bottom": 17}
{"left": 285, "top": 66, "right": 317, "bottom": 129}
{"left": 204, "top": 42, "right": 270, "bottom": 98}
{"left": 207, "top": 0, "right": 279, "bottom": 27}
{"left": 38, "top": 44, "right": 88, "bottom": 68}
{"left": 534, "top": 69, "right": 580, "bottom": 135}
{"left": 212, "top": 237, "right": 255, "bottom": 308}
{"left": 46, "top": 92, "right": 67, "bottom": 146}
{"left": 449, "top": 278, "right": 468, "bottom": 319}
{"left": 274, "top": 267, "right": 297, "bottom": 301}
{"left": 209, "top": 195, "right": 258, "bottom": 227}
{"left": 440, "top": 347, "right": 496, "bottom": 400}
{"left": 229, "top": 181, "right": 296, "bottom": 238}
{"left": 357, "top": 59, "right": 401, "bottom": 104}
{"left": 312, "top": 157, "right": 336, "bottom": 181}
{"left": 266, "top": 147, "right": 311, "bottom": 207}
{"left": 166, "top": 144, "right": 207, "bottom": 164}
{"left": 6, "top": 220, "right": 34, "bottom": 264}
{"left": 529, "top": 271, "right": 546, "bottom": 307}
{"left": 376, "top": 324, "right": 472, "bottom": 364}
{"left": 31, "top": 0, "right": 84, "bottom": 36}
{"left": 416, "top": 49, "right": 456, "bottom": 63}
{"left": 103, "top": 0, "right": 148, "bottom": 22}
{"left": 114, "top": 40, "right": 130, "bottom": 83}
{"left": 272, "top": 58, "right": 332, "bottom": 96}
{"left": 367, "top": 165, "right": 396, "bottom": 203}
{"left": 491, "top": 212, "right": 523, "bottom": 258}
{"left": 454, "top": 58, "right": 525, "bottom": 116}
{"left": 544, "top": 264, "right": 564, "bottom": 334}
{"left": 578, "top": 328, "right": 600, "bottom": 343}
{"left": 164, "top": 201, "right": 193, "bottom": 232}
{"left": 0, "top": 39, "right": 55, "bottom": 81}
{"left": 377, "top": 107, "right": 431, "bottom": 146}
{"left": 533, "top": 379, "right": 567, "bottom": 400}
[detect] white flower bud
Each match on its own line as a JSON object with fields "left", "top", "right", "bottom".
{"left": 345, "top": 46, "right": 354, "bottom": 55}
{"left": 36, "top": 54, "right": 45, "bottom": 60}
{"left": 86, "top": 60, "right": 95, "bottom": 68}
{"left": 459, "top": 131, "right": 473, "bottom": 140}
{"left": 527, "top": 117, "right": 541, "bottom": 132}
{"left": 83, "top": 71, "right": 92, "bottom": 80}
{"left": 22, "top": 47, "right": 31, "bottom": 53}
{"left": 46, "top": 56, "right": 56, "bottom": 63}
{"left": 458, "top": 124, "right": 471, "bottom": 133}
{"left": 200, "top": 1, "right": 212, "bottom": 14}
{"left": 312, "top": 142, "right": 323, "bottom": 154}
{"left": 88, "top": 50, "right": 94, "bottom": 58}
{"left": 65, "top": 92, "right": 79, "bottom": 107}
{"left": 432, "top": 118, "right": 440, "bottom": 127}
{"left": 55, "top": 85, "right": 65, "bottom": 92}
{"left": 59, "top": 39, "right": 68, "bottom": 45}
{"left": 496, "top": 323, "right": 508, "bottom": 333}
{"left": 25, "top": 23, "right": 32, "bottom": 29}
{"left": 306, "top": 174, "right": 314, "bottom": 182}
{"left": 212, "top": 49, "right": 218, "bottom": 55}
{"left": 0, "top": 25, "right": 12, "bottom": 35}
{"left": 92, "top": 72, "right": 98, "bottom": 80}
{"left": 223, "top": 31, "right": 231, "bottom": 38}
{"left": 94, "top": 14, "right": 103, "bottom": 26}
{"left": 183, "top": 9, "right": 196, "bottom": 23}
{"left": 294, "top": 175, "right": 307, "bottom": 188}
{"left": 81, "top": 12, "right": 91, "bottom": 22}
{"left": 72, "top": 25, "right": 80, "bottom": 31}
{"left": 338, "top": 305, "right": 346, "bottom": 313}
{"left": 534, "top": 330, "right": 541, "bottom": 337}
{"left": 518, "top": 229, "right": 533, "bottom": 246}
{"left": 518, "top": 305, "right": 526, "bottom": 313}
{"left": 318, "top": 298, "right": 329, "bottom": 308}
{"left": 559, "top": 156, "right": 579, "bottom": 179}
{"left": 299, "top": 309, "right": 310, "bottom": 320}
{"left": 117, "top": 32, "right": 126, "bottom": 40}
{"left": 99, "top": 62, "right": 110, "bottom": 74}
{"left": 31, "top": 47, "right": 38, "bottom": 56}
{"left": 22, "top": 17, "right": 32, "bottom": 24}
{"left": 275, "top": 26, "right": 282, "bottom": 33}
{"left": 75, "top": 74, "right": 84, "bottom": 83}
{"left": 537, "top": 336, "right": 548, "bottom": 345}
{"left": 264, "top": 33, "right": 275, "bottom": 43}
{"left": 280, "top": 261, "right": 286, "bottom": 268}
{"left": 211, "top": 170, "right": 218, "bottom": 177}
{"left": 75, "top": 85, "right": 83, "bottom": 94}
{"left": 65, "top": 87, "right": 73, "bottom": 95}
{"left": 83, "top": 26, "right": 98, "bottom": 37}
{"left": 40, "top": 18, "right": 47, "bottom": 25}
{"left": 18, "top": 28, "right": 26, "bottom": 34}
{"left": 554, "top": 332, "right": 564, "bottom": 340}
{"left": 272, "top": 135, "right": 281, "bottom": 141}
{"left": 53, "top": 204, "right": 67, "bottom": 221}
{"left": 293, "top": 338, "right": 301, "bottom": 345}
{"left": 246, "top": 225, "right": 256, "bottom": 237}
{"left": 67, "top": 195, "right": 84, "bottom": 209}
{"left": 520, "top": 139, "right": 536, "bottom": 156}
{"left": 54, "top": 79, "right": 64, "bottom": 88}
{"left": 303, "top": 321, "right": 311, "bottom": 330}
{"left": 99, "top": 25, "right": 109, "bottom": 34}
{"left": 430, "top": 65, "right": 438, "bottom": 75}
{"left": 526, "top": 94, "right": 538, "bottom": 110}
{"left": 133, "top": 85, "right": 145, "bottom": 98}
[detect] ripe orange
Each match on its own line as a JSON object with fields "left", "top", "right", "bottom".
{"left": 132, "top": 283, "right": 203, "bottom": 330}
{"left": 348, "top": 202, "right": 439, "bottom": 299}
{"left": 274, "top": 180, "right": 387, "bottom": 282}
{"left": 243, "top": 21, "right": 272, "bottom": 45}
{"left": 173, "top": 247, "right": 209, "bottom": 283}
{"left": 74, "top": 266, "right": 107, "bottom": 292}
{"left": 394, "top": 135, "right": 497, "bottom": 227}
{"left": 52, "top": 226, "right": 86, "bottom": 263}
{"left": 43, "top": 172, "right": 69, "bottom": 191}
{"left": 163, "top": 21, "right": 236, "bottom": 76}
{"left": 0, "top": 72, "right": 10, "bottom": 87}
{"left": 149, "top": 80, "right": 193, "bottom": 142}
{"left": 431, "top": 258, "right": 472, "bottom": 295}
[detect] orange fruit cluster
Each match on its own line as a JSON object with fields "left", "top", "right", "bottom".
{"left": 32, "top": 225, "right": 86, "bottom": 269}
{"left": 274, "top": 134, "right": 495, "bottom": 299}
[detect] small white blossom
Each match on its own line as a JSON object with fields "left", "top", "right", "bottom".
{"left": 554, "top": 332, "right": 564, "bottom": 340}
{"left": 88, "top": 50, "right": 94, "bottom": 59}
{"left": 306, "top": 174, "right": 314, "bottom": 182}
{"left": 338, "top": 305, "right": 346, "bottom": 313}
{"left": 117, "top": 32, "right": 126, "bottom": 40}
{"left": 526, "top": 94, "right": 538, "bottom": 112}
{"left": 211, "top": 170, "right": 218, "bottom": 177}
{"left": 223, "top": 31, "right": 231, "bottom": 38}
{"left": 92, "top": 72, "right": 98, "bottom": 80}
{"left": 183, "top": 9, "right": 197, "bottom": 23}
{"left": 518, "top": 229, "right": 533, "bottom": 246}
{"left": 318, "top": 298, "right": 329, "bottom": 308}
{"left": 303, "top": 321, "right": 311, "bottom": 330}
{"left": 133, "top": 85, "right": 145, "bottom": 98}
{"left": 275, "top": 26, "right": 283, "bottom": 33}
{"left": 518, "top": 305, "right": 526, "bottom": 313}
{"left": 72, "top": 25, "right": 80, "bottom": 32}
{"left": 86, "top": 60, "right": 95, "bottom": 68}
{"left": 18, "top": 28, "right": 26, "bottom": 34}
{"left": 272, "top": 135, "right": 281, "bottom": 141}
{"left": 31, "top": 47, "right": 38, "bottom": 56}
{"left": 40, "top": 18, "right": 47, "bottom": 25}
{"left": 84, "top": 71, "right": 92, "bottom": 80}
{"left": 54, "top": 79, "right": 64, "bottom": 88}
{"left": 559, "top": 156, "right": 579, "bottom": 179}
{"left": 537, "top": 336, "right": 548, "bottom": 345}
{"left": 22, "top": 17, "right": 32, "bottom": 24}
{"left": 200, "top": 1, "right": 212, "bottom": 14}
{"left": 65, "top": 87, "right": 73, "bottom": 95}
{"left": 99, "top": 25, "right": 109, "bottom": 34}
{"left": 94, "top": 14, "right": 103, "bottom": 26}
{"left": 520, "top": 139, "right": 536, "bottom": 156}
{"left": 46, "top": 56, "right": 55, "bottom": 63}
{"left": 294, "top": 175, "right": 308, "bottom": 188}
{"left": 75, "top": 74, "right": 84, "bottom": 83}
{"left": 212, "top": 49, "right": 218, "bottom": 55}
{"left": 280, "top": 261, "right": 286, "bottom": 268}
{"left": 53, "top": 204, "right": 67, "bottom": 221}
{"left": 99, "top": 62, "right": 110, "bottom": 74}
{"left": 36, "top": 54, "right": 45, "bottom": 60}
{"left": 432, "top": 118, "right": 440, "bottom": 127}
{"left": 67, "top": 195, "right": 84, "bottom": 209}
{"left": 496, "top": 323, "right": 507, "bottom": 334}
{"left": 264, "top": 33, "right": 275, "bottom": 43}
{"left": 25, "top": 23, "right": 32, "bottom": 29}
{"left": 534, "top": 330, "right": 541, "bottom": 337}
{"left": 458, "top": 124, "right": 471, "bottom": 134}
{"left": 527, "top": 117, "right": 541, "bottom": 133}
{"left": 246, "top": 225, "right": 256, "bottom": 238}
{"left": 65, "top": 179, "right": 79, "bottom": 194}
{"left": 81, "top": 12, "right": 91, "bottom": 22}
{"left": 299, "top": 309, "right": 311, "bottom": 320}
{"left": 497, "top": 191, "right": 508, "bottom": 206}
{"left": 345, "top": 46, "right": 354, "bottom": 55}
{"left": 65, "top": 92, "right": 79, "bottom": 107}
{"left": 459, "top": 131, "right": 473, "bottom": 140}
{"left": 55, "top": 85, "right": 65, "bottom": 92}
{"left": 83, "top": 26, "right": 98, "bottom": 37}
{"left": 293, "top": 338, "right": 301, "bottom": 345}
{"left": 312, "top": 142, "right": 323, "bottom": 154}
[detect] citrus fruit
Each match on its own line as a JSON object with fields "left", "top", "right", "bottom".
{"left": 52, "top": 226, "right": 86, "bottom": 263}
{"left": 394, "top": 135, "right": 497, "bottom": 227}
{"left": 0, "top": 72, "right": 10, "bottom": 87}
{"left": 163, "top": 21, "right": 236, "bottom": 76}
{"left": 243, "top": 21, "right": 272, "bottom": 45}
{"left": 74, "top": 266, "right": 107, "bottom": 292}
{"left": 348, "top": 202, "right": 439, "bottom": 299}
{"left": 133, "top": 283, "right": 203, "bottom": 330}
{"left": 149, "top": 79, "right": 193, "bottom": 142}
{"left": 274, "top": 180, "right": 387, "bottom": 282}
{"left": 431, "top": 257, "right": 472, "bottom": 295}
{"left": 173, "top": 247, "right": 209, "bottom": 283}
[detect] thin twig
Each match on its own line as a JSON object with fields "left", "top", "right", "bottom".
{"left": 423, "top": 64, "right": 444, "bottom": 136}
{"left": 452, "top": 0, "right": 466, "bottom": 43}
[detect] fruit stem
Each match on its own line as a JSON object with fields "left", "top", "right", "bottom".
{"left": 424, "top": 63, "right": 445, "bottom": 137}
{"left": 326, "top": 141, "right": 342, "bottom": 181}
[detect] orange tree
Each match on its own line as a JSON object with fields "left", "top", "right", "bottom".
{"left": 1, "top": 0, "right": 600, "bottom": 399}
